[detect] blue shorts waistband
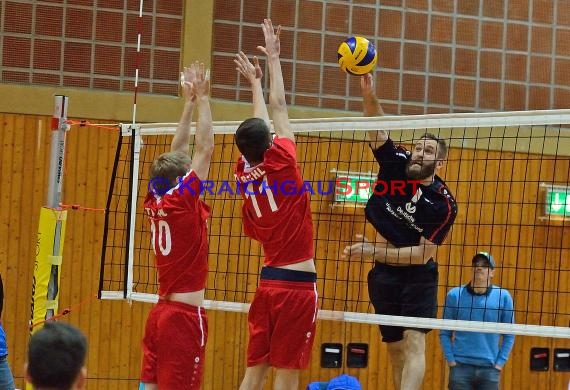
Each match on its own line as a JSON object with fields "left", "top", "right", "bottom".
{"left": 260, "top": 266, "right": 317, "bottom": 282}
{"left": 375, "top": 258, "right": 436, "bottom": 270}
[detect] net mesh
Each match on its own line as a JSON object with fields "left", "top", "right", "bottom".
{"left": 99, "top": 111, "right": 570, "bottom": 337}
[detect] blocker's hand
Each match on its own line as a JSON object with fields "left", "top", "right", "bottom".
{"left": 258, "top": 18, "right": 281, "bottom": 58}
{"left": 180, "top": 65, "right": 197, "bottom": 102}
{"left": 191, "top": 61, "right": 210, "bottom": 99}
{"left": 234, "top": 51, "right": 263, "bottom": 84}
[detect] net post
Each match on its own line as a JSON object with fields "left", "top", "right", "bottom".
{"left": 47, "top": 95, "right": 68, "bottom": 208}
{"left": 45, "top": 95, "right": 69, "bottom": 320}
{"left": 29, "top": 95, "right": 69, "bottom": 341}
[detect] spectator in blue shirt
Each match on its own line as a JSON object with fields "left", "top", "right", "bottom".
{"left": 439, "top": 252, "right": 515, "bottom": 390}
{"left": 0, "top": 274, "right": 15, "bottom": 390}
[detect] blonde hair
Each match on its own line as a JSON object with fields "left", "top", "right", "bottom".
{"left": 150, "top": 151, "right": 191, "bottom": 188}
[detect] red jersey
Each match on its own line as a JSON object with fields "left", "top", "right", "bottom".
{"left": 234, "top": 137, "right": 314, "bottom": 267}
{"left": 143, "top": 170, "right": 210, "bottom": 296}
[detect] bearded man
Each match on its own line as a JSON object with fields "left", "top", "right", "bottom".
{"left": 343, "top": 73, "right": 458, "bottom": 390}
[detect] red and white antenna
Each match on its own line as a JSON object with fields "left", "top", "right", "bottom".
{"left": 131, "top": 0, "right": 144, "bottom": 125}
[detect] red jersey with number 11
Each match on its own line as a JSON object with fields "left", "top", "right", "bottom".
{"left": 234, "top": 137, "right": 314, "bottom": 267}
{"left": 143, "top": 170, "right": 210, "bottom": 297}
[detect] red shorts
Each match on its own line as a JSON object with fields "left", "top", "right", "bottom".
{"left": 140, "top": 300, "right": 207, "bottom": 389}
{"left": 247, "top": 279, "right": 318, "bottom": 369}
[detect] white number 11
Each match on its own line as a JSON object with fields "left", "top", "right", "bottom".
{"left": 245, "top": 176, "right": 278, "bottom": 218}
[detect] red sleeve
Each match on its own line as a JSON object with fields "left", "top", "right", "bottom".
{"left": 273, "top": 136, "right": 297, "bottom": 158}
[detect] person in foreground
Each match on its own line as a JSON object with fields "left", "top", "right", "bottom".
{"left": 0, "top": 274, "right": 15, "bottom": 390}
{"left": 439, "top": 252, "right": 515, "bottom": 390}
{"left": 343, "top": 73, "right": 458, "bottom": 390}
{"left": 234, "top": 19, "right": 318, "bottom": 390}
{"left": 140, "top": 62, "right": 213, "bottom": 390}
{"left": 25, "top": 321, "right": 87, "bottom": 390}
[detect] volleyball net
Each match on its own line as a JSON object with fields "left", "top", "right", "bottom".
{"left": 98, "top": 109, "right": 570, "bottom": 338}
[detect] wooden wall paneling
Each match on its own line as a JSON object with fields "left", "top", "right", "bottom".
{"left": 11, "top": 114, "right": 34, "bottom": 386}
{"left": 86, "top": 126, "right": 114, "bottom": 387}
{"left": 1, "top": 113, "right": 19, "bottom": 383}
{"left": 425, "top": 331, "right": 445, "bottom": 388}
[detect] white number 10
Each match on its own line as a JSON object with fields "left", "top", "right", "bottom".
{"left": 245, "top": 176, "right": 278, "bottom": 218}
{"left": 150, "top": 219, "right": 172, "bottom": 256}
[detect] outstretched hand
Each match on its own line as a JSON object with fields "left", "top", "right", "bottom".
{"left": 257, "top": 18, "right": 281, "bottom": 57}
{"left": 360, "top": 73, "right": 375, "bottom": 97}
{"left": 234, "top": 51, "right": 263, "bottom": 84}
{"left": 180, "top": 65, "right": 197, "bottom": 102}
{"left": 190, "top": 61, "right": 210, "bottom": 99}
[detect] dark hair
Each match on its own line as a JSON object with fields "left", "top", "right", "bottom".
{"left": 421, "top": 133, "right": 448, "bottom": 159}
{"left": 28, "top": 322, "right": 87, "bottom": 390}
{"left": 234, "top": 118, "right": 272, "bottom": 164}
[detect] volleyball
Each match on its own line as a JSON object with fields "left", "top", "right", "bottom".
{"left": 337, "top": 36, "right": 378, "bottom": 75}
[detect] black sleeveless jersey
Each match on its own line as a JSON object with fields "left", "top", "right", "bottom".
{"left": 365, "top": 138, "right": 457, "bottom": 248}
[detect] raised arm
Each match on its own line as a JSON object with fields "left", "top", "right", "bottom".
{"left": 258, "top": 19, "right": 294, "bottom": 142}
{"left": 189, "top": 62, "right": 214, "bottom": 180}
{"left": 361, "top": 73, "right": 387, "bottom": 150}
{"left": 171, "top": 66, "right": 197, "bottom": 154}
{"left": 235, "top": 51, "right": 270, "bottom": 127}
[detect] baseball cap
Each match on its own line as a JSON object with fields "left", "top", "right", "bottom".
{"left": 306, "top": 375, "right": 362, "bottom": 390}
{"left": 472, "top": 252, "right": 496, "bottom": 269}
{"left": 326, "top": 374, "right": 362, "bottom": 390}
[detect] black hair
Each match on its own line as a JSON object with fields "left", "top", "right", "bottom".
{"left": 28, "top": 322, "right": 87, "bottom": 390}
{"left": 234, "top": 118, "right": 272, "bottom": 164}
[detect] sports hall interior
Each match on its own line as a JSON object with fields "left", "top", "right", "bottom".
{"left": 1, "top": 1, "right": 569, "bottom": 389}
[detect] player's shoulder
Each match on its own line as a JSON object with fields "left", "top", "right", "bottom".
{"left": 273, "top": 135, "right": 295, "bottom": 147}
{"left": 429, "top": 177, "right": 457, "bottom": 206}
{"left": 492, "top": 285, "right": 513, "bottom": 297}
{"left": 445, "top": 286, "right": 463, "bottom": 302}
{"left": 375, "top": 137, "right": 410, "bottom": 159}
{"left": 265, "top": 136, "right": 297, "bottom": 163}
{"left": 271, "top": 136, "right": 296, "bottom": 154}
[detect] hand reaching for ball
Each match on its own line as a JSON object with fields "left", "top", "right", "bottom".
{"left": 234, "top": 51, "right": 263, "bottom": 85}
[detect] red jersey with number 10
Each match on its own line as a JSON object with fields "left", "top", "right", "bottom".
{"left": 234, "top": 137, "right": 314, "bottom": 267}
{"left": 143, "top": 170, "right": 210, "bottom": 297}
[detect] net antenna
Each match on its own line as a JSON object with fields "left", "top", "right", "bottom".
{"left": 99, "top": 108, "right": 570, "bottom": 338}
{"left": 45, "top": 96, "right": 69, "bottom": 319}
{"left": 124, "top": 0, "right": 145, "bottom": 302}
{"left": 131, "top": 0, "right": 144, "bottom": 127}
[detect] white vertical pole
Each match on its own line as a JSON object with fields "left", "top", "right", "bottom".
{"left": 47, "top": 95, "right": 68, "bottom": 208}
{"left": 45, "top": 95, "right": 68, "bottom": 320}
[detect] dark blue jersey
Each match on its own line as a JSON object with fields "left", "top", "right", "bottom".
{"left": 365, "top": 138, "right": 457, "bottom": 248}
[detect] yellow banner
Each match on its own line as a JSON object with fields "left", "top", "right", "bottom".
{"left": 29, "top": 207, "right": 67, "bottom": 333}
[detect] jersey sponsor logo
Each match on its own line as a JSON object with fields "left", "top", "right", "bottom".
{"left": 384, "top": 202, "right": 424, "bottom": 233}
{"left": 405, "top": 187, "right": 423, "bottom": 214}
